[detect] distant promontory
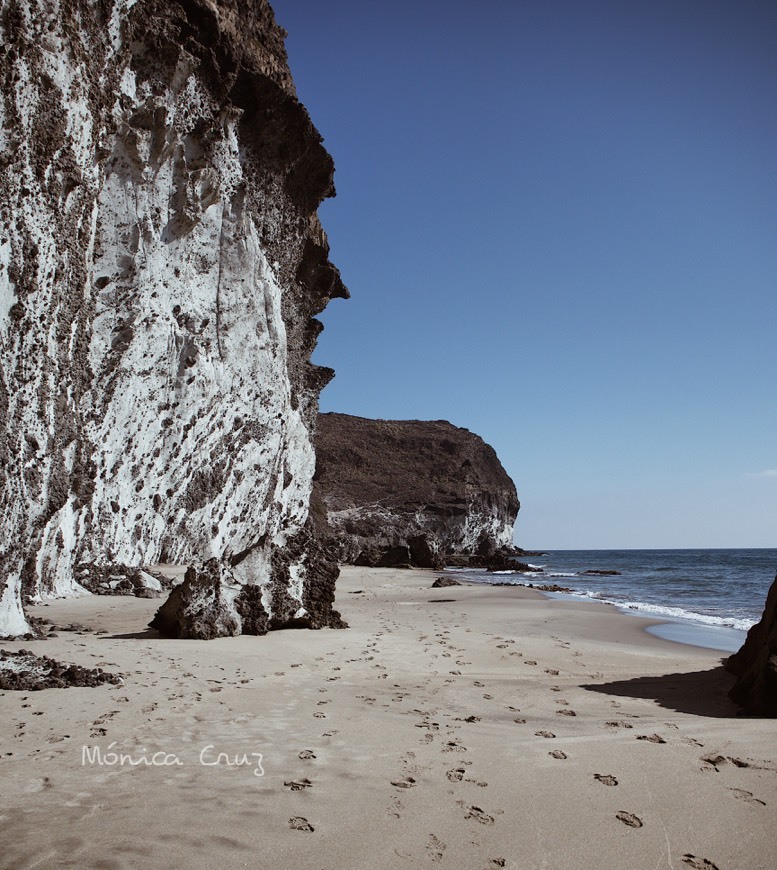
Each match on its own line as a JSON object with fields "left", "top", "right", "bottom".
{"left": 312, "top": 413, "right": 524, "bottom": 569}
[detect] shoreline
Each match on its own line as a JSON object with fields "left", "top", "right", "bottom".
{"left": 535, "top": 588, "right": 749, "bottom": 654}
{"left": 448, "top": 565, "right": 757, "bottom": 655}
{"left": 1, "top": 565, "right": 774, "bottom": 869}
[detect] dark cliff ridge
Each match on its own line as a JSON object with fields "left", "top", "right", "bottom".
{"left": 726, "top": 570, "right": 777, "bottom": 717}
{"left": 0, "top": 0, "right": 346, "bottom": 637}
{"left": 312, "top": 413, "right": 522, "bottom": 569}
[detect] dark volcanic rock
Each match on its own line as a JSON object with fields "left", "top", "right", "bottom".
{"left": 378, "top": 546, "right": 413, "bottom": 568}
{"left": 0, "top": 649, "right": 122, "bottom": 690}
{"left": 0, "top": 0, "right": 347, "bottom": 637}
{"left": 150, "top": 551, "right": 345, "bottom": 639}
{"left": 726, "top": 570, "right": 777, "bottom": 717}
{"left": 432, "top": 576, "right": 462, "bottom": 588}
{"left": 313, "top": 413, "right": 520, "bottom": 569}
{"left": 526, "top": 583, "right": 573, "bottom": 593}
{"left": 150, "top": 561, "right": 248, "bottom": 640}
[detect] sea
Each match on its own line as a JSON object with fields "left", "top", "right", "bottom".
{"left": 445, "top": 549, "right": 777, "bottom": 653}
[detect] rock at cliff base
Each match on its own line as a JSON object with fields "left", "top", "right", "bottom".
{"left": 0, "top": 650, "right": 123, "bottom": 690}
{"left": 378, "top": 546, "right": 413, "bottom": 568}
{"left": 150, "top": 561, "right": 266, "bottom": 639}
{"left": 726, "top": 571, "right": 777, "bottom": 717}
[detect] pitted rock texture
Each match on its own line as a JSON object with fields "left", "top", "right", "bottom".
{"left": 312, "top": 413, "right": 520, "bottom": 568}
{"left": 0, "top": 649, "right": 122, "bottom": 690}
{"left": 726, "top": 570, "right": 777, "bottom": 717}
{"left": 0, "top": 0, "right": 347, "bottom": 636}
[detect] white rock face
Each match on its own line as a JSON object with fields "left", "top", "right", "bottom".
{"left": 0, "top": 0, "right": 347, "bottom": 636}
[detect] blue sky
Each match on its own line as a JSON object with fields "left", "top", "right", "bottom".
{"left": 271, "top": 0, "right": 777, "bottom": 550}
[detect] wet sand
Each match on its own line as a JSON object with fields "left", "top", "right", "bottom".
{"left": 0, "top": 566, "right": 775, "bottom": 869}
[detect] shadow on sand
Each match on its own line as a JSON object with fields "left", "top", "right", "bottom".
{"left": 104, "top": 629, "right": 160, "bottom": 640}
{"left": 581, "top": 662, "right": 744, "bottom": 718}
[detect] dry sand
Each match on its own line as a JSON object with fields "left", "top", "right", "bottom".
{"left": 1, "top": 566, "right": 775, "bottom": 870}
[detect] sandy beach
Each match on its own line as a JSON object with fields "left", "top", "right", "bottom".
{"left": 1, "top": 566, "right": 775, "bottom": 870}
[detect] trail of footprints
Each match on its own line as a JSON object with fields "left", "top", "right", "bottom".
{"left": 158, "top": 613, "right": 764, "bottom": 870}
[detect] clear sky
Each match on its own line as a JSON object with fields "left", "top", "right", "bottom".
{"left": 271, "top": 0, "right": 777, "bottom": 550}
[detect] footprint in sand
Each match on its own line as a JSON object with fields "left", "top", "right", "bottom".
{"left": 556, "top": 709, "right": 576, "bottom": 717}
{"left": 545, "top": 668, "right": 559, "bottom": 675}
{"left": 289, "top": 817, "right": 314, "bottom": 832}
{"left": 426, "top": 834, "right": 446, "bottom": 862}
{"left": 298, "top": 750, "right": 316, "bottom": 760}
{"left": 391, "top": 776, "right": 417, "bottom": 789}
{"left": 682, "top": 855, "right": 720, "bottom": 870}
{"left": 24, "top": 777, "right": 53, "bottom": 793}
{"left": 465, "top": 806, "right": 494, "bottom": 826}
{"left": 606, "top": 721, "right": 633, "bottom": 729}
{"left": 729, "top": 788, "right": 765, "bottom": 806}
{"left": 446, "top": 768, "right": 466, "bottom": 782}
{"left": 616, "top": 811, "right": 642, "bottom": 828}
{"left": 594, "top": 774, "right": 618, "bottom": 786}
{"left": 284, "top": 778, "right": 312, "bottom": 791}
{"left": 524, "top": 660, "right": 537, "bottom": 666}
{"left": 549, "top": 750, "right": 567, "bottom": 760}
{"left": 535, "top": 731, "right": 555, "bottom": 739}
{"left": 636, "top": 734, "right": 666, "bottom": 744}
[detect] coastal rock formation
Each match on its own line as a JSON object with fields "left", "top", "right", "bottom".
{"left": 0, "top": 0, "right": 346, "bottom": 636}
{"left": 312, "top": 413, "right": 520, "bottom": 568}
{"left": 0, "top": 649, "right": 122, "bottom": 690}
{"left": 726, "top": 571, "right": 777, "bottom": 717}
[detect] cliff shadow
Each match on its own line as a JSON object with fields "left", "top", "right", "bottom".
{"left": 580, "top": 662, "right": 742, "bottom": 718}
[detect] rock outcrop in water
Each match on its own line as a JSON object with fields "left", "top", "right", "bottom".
{"left": 312, "top": 413, "right": 520, "bottom": 568}
{"left": 726, "top": 570, "right": 777, "bottom": 717}
{"left": 0, "top": 0, "right": 347, "bottom": 636}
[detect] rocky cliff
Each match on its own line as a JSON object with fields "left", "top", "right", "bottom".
{"left": 312, "top": 413, "right": 520, "bottom": 568}
{"left": 726, "top": 570, "right": 777, "bottom": 717}
{"left": 0, "top": 0, "right": 347, "bottom": 637}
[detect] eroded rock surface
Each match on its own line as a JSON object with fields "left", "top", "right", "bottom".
{"left": 312, "top": 413, "right": 520, "bottom": 568}
{"left": 727, "top": 571, "right": 777, "bottom": 717}
{"left": 0, "top": 649, "right": 122, "bottom": 690}
{"left": 0, "top": 0, "right": 346, "bottom": 636}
